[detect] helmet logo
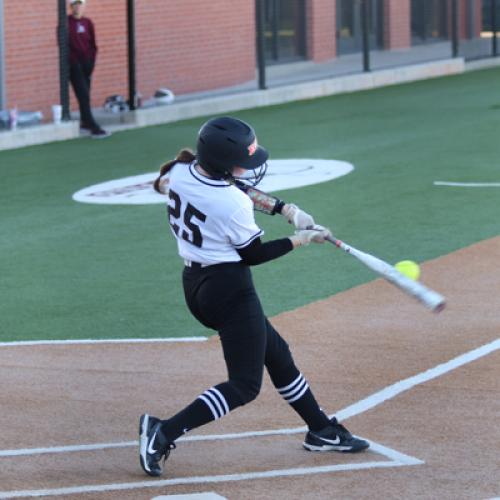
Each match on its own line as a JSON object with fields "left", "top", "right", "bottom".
{"left": 247, "top": 139, "right": 257, "bottom": 156}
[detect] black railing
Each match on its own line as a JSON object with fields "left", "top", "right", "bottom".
{"left": 57, "top": 0, "right": 70, "bottom": 121}
{"left": 492, "top": 0, "right": 498, "bottom": 56}
{"left": 127, "top": 0, "right": 137, "bottom": 111}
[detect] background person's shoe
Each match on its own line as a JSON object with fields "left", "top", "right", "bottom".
{"left": 139, "top": 413, "right": 175, "bottom": 477}
{"left": 303, "top": 417, "right": 369, "bottom": 452}
{"left": 90, "top": 127, "right": 111, "bottom": 139}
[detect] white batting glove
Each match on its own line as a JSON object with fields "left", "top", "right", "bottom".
{"left": 282, "top": 203, "right": 315, "bottom": 230}
{"left": 290, "top": 225, "right": 332, "bottom": 247}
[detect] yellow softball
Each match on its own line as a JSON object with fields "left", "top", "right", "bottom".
{"left": 395, "top": 260, "right": 421, "bottom": 281}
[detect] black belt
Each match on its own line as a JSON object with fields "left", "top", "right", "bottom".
{"left": 184, "top": 259, "right": 204, "bottom": 269}
{"left": 184, "top": 260, "right": 241, "bottom": 269}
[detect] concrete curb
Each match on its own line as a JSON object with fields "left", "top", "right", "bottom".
{"left": 0, "top": 56, "right": 476, "bottom": 152}
{"left": 0, "top": 121, "right": 79, "bottom": 151}
{"left": 464, "top": 55, "right": 500, "bottom": 72}
{"left": 126, "top": 58, "right": 465, "bottom": 129}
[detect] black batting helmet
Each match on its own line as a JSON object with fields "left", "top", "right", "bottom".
{"left": 196, "top": 116, "right": 268, "bottom": 185}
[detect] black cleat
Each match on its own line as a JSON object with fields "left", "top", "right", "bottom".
{"left": 303, "top": 417, "right": 369, "bottom": 453}
{"left": 139, "top": 413, "right": 175, "bottom": 477}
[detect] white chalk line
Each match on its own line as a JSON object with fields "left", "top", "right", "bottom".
{"left": 0, "top": 337, "right": 207, "bottom": 347}
{"left": 151, "top": 494, "right": 226, "bottom": 500}
{"left": 434, "top": 181, "right": 500, "bottom": 187}
{"left": 0, "top": 428, "right": 422, "bottom": 459}
{"left": 2, "top": 337, "right": 498, "bottom": 459}
{"left": 0, "top": 337, "right": 498, "bottom": 498}
{"left": 0, "top": 459, "right": 414, "bottom": 499}
{"left": 335, "top": 337, "right": 500, "bottom": 421}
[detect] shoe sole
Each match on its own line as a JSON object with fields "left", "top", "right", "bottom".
{"left": 139, "top": 414, "right": 159, "bottom": 476}
{"left": 139, "top": 414, "right": 149, "bottom": 473}
{"left": 303, "top": 441, "right": 370, "bottom": 453}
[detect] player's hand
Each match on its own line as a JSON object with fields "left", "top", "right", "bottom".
{"left": 290, "top": 225, "right": 332, "bottom": 247}
{"left": 282, "top": 203, "right": 315, "bottom": 229}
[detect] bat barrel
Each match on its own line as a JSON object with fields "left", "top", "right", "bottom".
{"left": 326, "top": 235, "right": 446, "bottom": 313}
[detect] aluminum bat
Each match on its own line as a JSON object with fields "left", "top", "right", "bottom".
{"left": 326, "top": 235, "right": 446, "bottom": 312}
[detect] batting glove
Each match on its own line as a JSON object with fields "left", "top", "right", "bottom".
{"left": 290, "top": 225, "right": 332, "bottom": 247}
{"left": 282, "top": 203, "right": 315, "bottom": 230}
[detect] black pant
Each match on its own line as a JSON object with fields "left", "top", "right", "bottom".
{"left": 69, "top": 59, "right": 98, "bottom": 129}
{"left": 183, "top": 262, "right": 295, "bottom": 406}
{"left": 159, "top": 261, "right": 329, "bottom": 442}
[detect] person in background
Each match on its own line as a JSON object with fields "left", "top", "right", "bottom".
{"left": 67, "top": 0, "right": 110, "bottom": 138}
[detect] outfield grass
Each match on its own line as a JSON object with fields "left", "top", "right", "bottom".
{"left": 1, "top": 67, "right": 499, "bottom": 341}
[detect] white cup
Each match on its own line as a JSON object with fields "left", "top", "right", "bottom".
{"left": 52, "top": 104, "right": 62, "bottom": 124}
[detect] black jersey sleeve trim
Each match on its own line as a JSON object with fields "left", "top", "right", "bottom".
{"left": 232, "top": 230, "right": 264, "bottom": 249}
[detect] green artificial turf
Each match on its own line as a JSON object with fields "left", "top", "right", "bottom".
{"left": 1, "top": 67, "right": 499, "bottom": 341}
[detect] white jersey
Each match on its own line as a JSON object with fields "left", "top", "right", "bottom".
{"left": 166, "top": 162, "right": 263, "bottom": 265}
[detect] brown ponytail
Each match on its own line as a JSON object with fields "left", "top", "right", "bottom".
{"left": 153, "top": 148, "right": 196, "bottom": 193}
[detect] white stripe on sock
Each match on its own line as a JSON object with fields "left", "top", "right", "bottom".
{"left": 280, "top": 376, "right": 307, "bottom": 400}
{"left": 198, "top": 395, "right": 220, "bottom": 420}
{"left": 203, "top": 390, "right": 224, "bottom": 418}
{"left": 277, "top": 373, "right": 303, "bottom": 394}
{"left": 208, "top": 387, "right": 229, "bottom": 415}
{"left": 286, "top": 381, "right": 309, "bottom": 403}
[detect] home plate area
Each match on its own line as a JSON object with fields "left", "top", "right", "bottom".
{"left": 0, "top": 427, "right": 422, "bottom": 498}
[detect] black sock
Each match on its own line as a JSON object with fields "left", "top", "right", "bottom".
{"left": 270, "top": 364, "right": 330, "bottom": 432}
{"left": 160, "top": 384, "right": 237, "bottom": 443}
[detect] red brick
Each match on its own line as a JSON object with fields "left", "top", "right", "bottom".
{"left": 3, "top": 0, "right": 482, "bottom": 120}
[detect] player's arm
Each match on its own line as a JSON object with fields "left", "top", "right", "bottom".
{"left": 234, "top": 181, "right": 315, "bottom": 229}
{"left": 237, "top": 224, "right": 333, "bottom": 265}
{"left": 237, "top": 237, "right": 293, "bottom": 266}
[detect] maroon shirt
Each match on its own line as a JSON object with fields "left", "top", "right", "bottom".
{"left": 68, "top": 15, "right": 97, "bottom": 65}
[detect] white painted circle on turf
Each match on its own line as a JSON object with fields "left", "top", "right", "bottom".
{"left": 72, "top": 159, "right": 354, "bottom": 205}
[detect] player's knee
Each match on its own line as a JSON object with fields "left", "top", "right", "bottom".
{"left": 230, "top": 377, "right": 262, "bottom": 405}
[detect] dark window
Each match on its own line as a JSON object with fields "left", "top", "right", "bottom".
{"left": 264, "top": 0, "right": 306, "bottom": 63}
{"left": 411, "top": 0, "right": 448, "bottom": 44}
{"left": 336, "top": 0, "right": 384, "bottom": 55}
{"left": 482, "top": 0, "right": 500, "bottom": 31}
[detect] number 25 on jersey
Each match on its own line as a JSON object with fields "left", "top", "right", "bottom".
{"left": 168, "top": 189, "right": 207, "bottom": 248}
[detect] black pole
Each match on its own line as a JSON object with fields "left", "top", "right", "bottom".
{"left": 57, "top": 0, "right": 70, "bottom": 121}
{"left": 361, "top": 0, "right": 370, "bottom": 72}
{"left": 451, "top": 0, "right": 459, "bottom": 57}
{"left": 256, "top": 0, "right": 267, "bottom": 89}
{"left": 492, "top": 0, "right": 498, "bottom": 57}
{"left": 127, "top": 0, "right": 137, "bottom": 110}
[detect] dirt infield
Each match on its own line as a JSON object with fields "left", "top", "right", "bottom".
{"left": 1, "top": 238, "right": 499, "bottom": 500}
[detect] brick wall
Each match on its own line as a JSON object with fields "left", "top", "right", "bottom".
{"left": 1, "top": 0, "right": 486, "bottom": 121}
{"left": 134, "top": 0, "right": 256, "bottom": 100}
{"left": 457, "top": 0, "right": 483, "bottom": 38}
{"left": 4, "top": 1, "right": 60, "bottom": 119}
{"left": 474, "top": 0, "right": 483, "bottom": 36}
{"left": 307, "top": 0, "right": 336, "bottom": 61}
{"left": 384, "top": 0, "right": 411, "bottom": 49}
{"left": 3, "top": 0, "right": 256, "bottom": 121}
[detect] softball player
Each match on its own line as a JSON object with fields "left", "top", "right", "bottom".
{"left": 139, "top": 116, "right": 369, "bottom": 477}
